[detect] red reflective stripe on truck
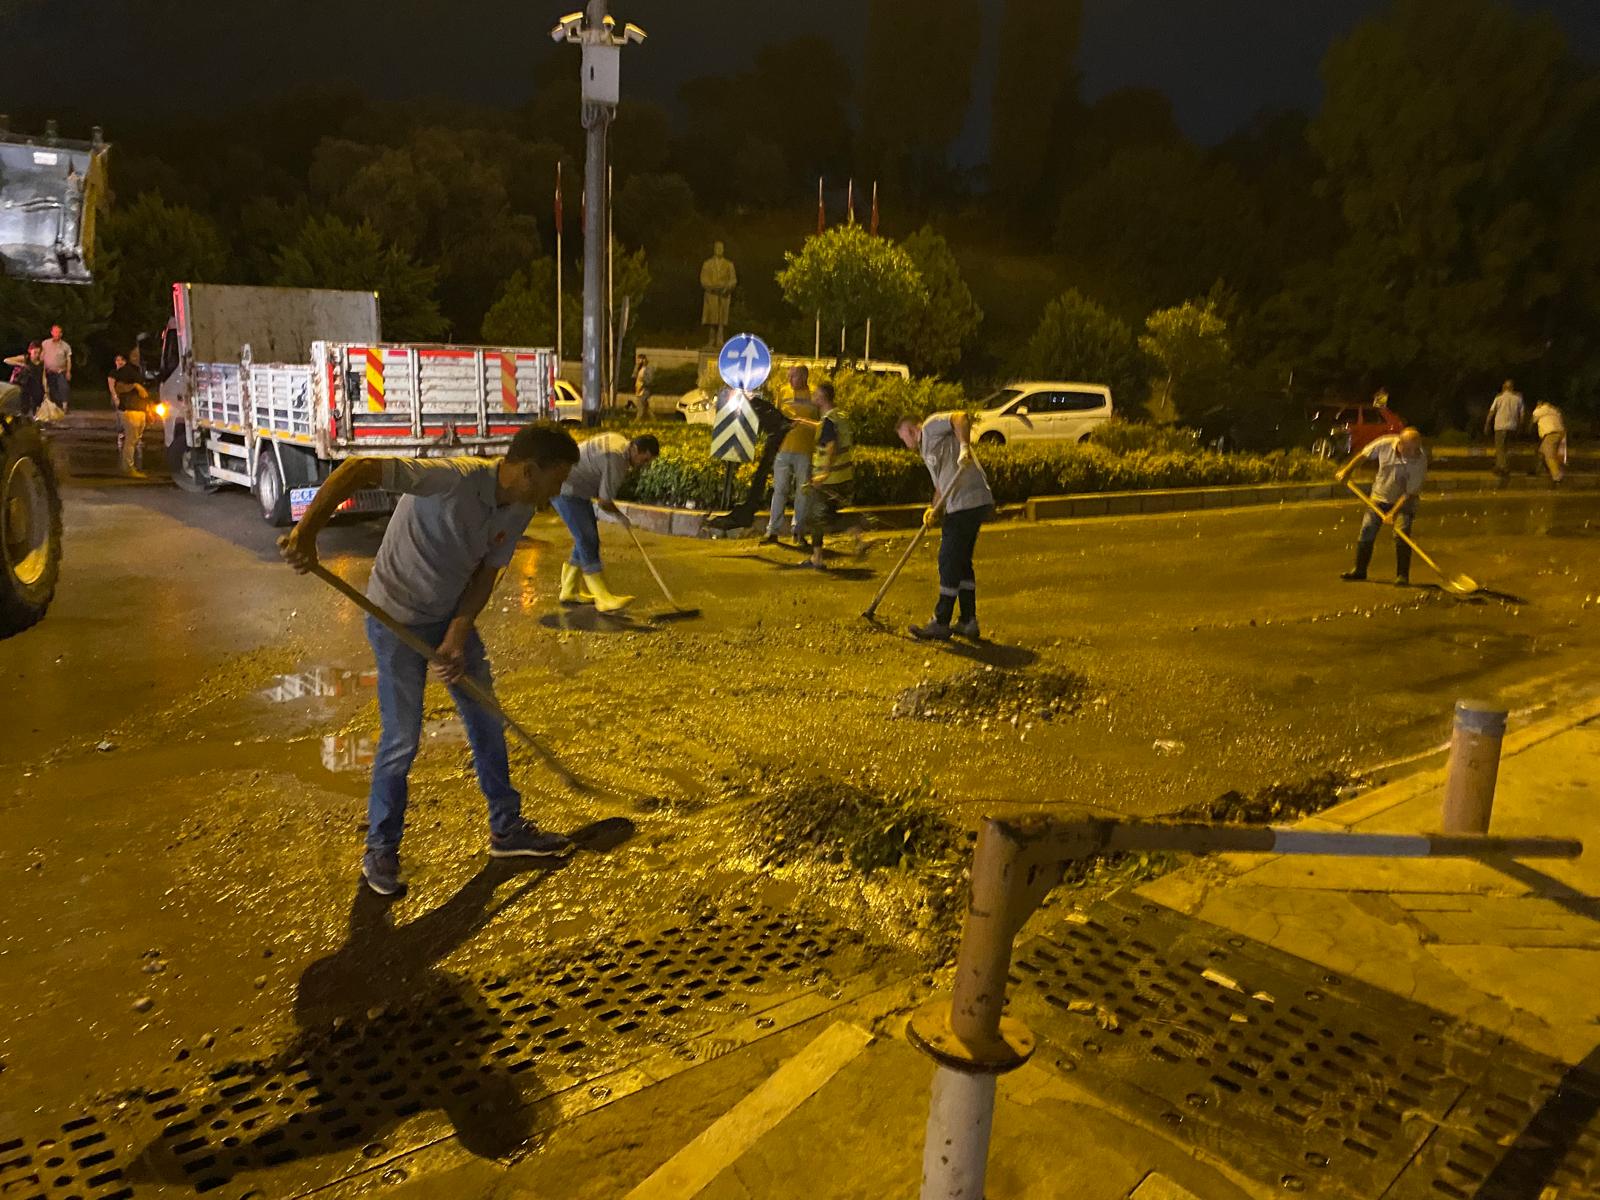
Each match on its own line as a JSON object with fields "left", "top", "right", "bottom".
{"left": 487, "top": 424, "right": 529, "bottom": 435}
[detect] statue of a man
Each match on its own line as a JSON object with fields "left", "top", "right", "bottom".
{"left": 699, "top": 241, "right": 737, "bottom": 347}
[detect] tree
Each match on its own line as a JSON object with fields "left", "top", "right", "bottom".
{"left": 1293, "top": 0, "right": 1586, "bottom": 422}
{"left": 1056, "top": 146, "right": 1267, "bottom": 312}
{"left": 328, "top": 128, "right": 541, "bottom": 335}
{"left": 271, "top": 215, "right": 447, "bottom": 342}
{"left": 989, "top": 0, "right": 1084, "bottom": 218}
{"left": 481, "top": 259, "right": 575, "bottom": 347}
{"left": 860, "top": 0, "right": 983, "bottom": 202}
{"left": 776, "top": 226, "right": 927, "bottom": 358}
{"left": 674, "top": 37, "right": 854, "bottom": 208}
{"left": 1139, "top": 298, "right": 1232, "bottom": 423}
{"left": 100, "top": 192, "right": 228, "bottom": 341}
{"left": 883, "top": 226, "right": 982, "bottom": 376}
{"left": 1020, "top": 290, "right": 1143, "bottom": 400}
{"left": 615, "top": 173, "right": 697, "bottom": 249}
{"left": 0, "top": 273, "right": 116, "bottom": 369}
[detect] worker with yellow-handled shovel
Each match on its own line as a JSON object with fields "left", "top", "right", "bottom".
{"left": 278, "top": 424, "right": 582, "bottom": 898}
{"left": 1336, "top": 427, "right": 1428, "bottom": 586}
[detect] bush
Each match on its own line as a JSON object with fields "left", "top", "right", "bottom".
{"left": 648, "top": 362, "right": 698, "bottom": 394}
{"left": 827, "top": 371, "right": 967, "bottom": 446}
{"left": 608, "top": 425, "right": 1334, "bottom": 508}
{"left": 1082, "top": 419, "right": 1201, "bottom": 455}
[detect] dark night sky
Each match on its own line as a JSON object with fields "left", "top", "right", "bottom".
{"left": 7, "top": 0, "right": 1598, "bottom": 151}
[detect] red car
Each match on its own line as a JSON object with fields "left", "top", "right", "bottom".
{"left": 1308, "top": 401, "right": 1406, "bottom": 459}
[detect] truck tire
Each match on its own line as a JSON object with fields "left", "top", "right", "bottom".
{"left": 255, "top": 449, "right": 291, "bottom": 527}
{"left": 168, "top": 423, "right": 216, "bottom": 494}
{"left": 0, "top": 415, "right": 64, "bottom": 639}
{"left": 255, "top": 445, "right": 317, "bottom": 527}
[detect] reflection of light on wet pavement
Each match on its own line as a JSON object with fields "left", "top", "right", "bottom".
{"left": 260, "top": 667, "right": 377, "bottom": 704}
{"left": 511, "top": 543, "right": 549, "bottom": 613}
{"left": 321, "top": 717, "right": 466, "bottom": 771}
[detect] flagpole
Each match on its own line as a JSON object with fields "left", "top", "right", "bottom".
{"left": 555, "top": 161, "right": 564, "bottom": 370}
{"left": 606, "top": 162, "right": 615, "bottom": 410}
{"left": 814, "top": 175, "right": 824, "bottom": 361}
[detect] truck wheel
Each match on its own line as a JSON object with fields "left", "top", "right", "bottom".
{"left": 0, "top": 416, "right": 63, "bottom": 639}
{"left": 255, "top": 450, "right": 292, "bottom": 527}
{"left": 168, "top": 423, "right": 216, "bottom": 493}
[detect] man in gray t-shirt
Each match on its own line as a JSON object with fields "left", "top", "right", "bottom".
{"left": 1485, "top": 380, "right": 1524, "bottom": 477}
{"left": 279, "top": 424, "right": 580, "bottom": 896}
{"left": 551, "top": 432, "right": 659, "bottom": 612}
{"left": 896, "top": 411, "right": 995, "bottom": 641}
{"left": 1336, "top": 427, "right": 1428, "bottom": 585}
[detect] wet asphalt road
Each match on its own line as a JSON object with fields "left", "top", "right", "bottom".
{"left": 2, "top": 467, "right": 1598, "bottom": 1149}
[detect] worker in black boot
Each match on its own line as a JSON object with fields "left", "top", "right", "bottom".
{"left": 896, "top": 411, "right": 994, "bottom": 639}
{"left": 1336, "top": 427, "right": 1427, "bottom": 585}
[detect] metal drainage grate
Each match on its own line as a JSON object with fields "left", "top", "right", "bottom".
{"left": 0, "top": 904, "right": 872, "bottom": 1199}
{"left": 1010, "top": 894, "right": 1600, "bottom": 1199}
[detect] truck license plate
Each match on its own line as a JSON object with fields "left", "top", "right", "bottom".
{"left": 290, "top": 487, "right": 397, "bottom": 521}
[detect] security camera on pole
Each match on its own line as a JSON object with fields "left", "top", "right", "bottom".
{"left": 551, "top": 4, "right": 645, "bottom": 426}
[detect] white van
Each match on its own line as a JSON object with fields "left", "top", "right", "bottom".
{"left": 970, "top": 381, "right": 1114, "bottom": 446}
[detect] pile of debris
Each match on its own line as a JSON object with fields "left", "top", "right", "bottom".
{"left": 892, "top": 667, "right": 1090, "bottom": 726}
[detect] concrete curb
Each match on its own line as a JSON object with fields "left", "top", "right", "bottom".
{"left": 1303, "top": 691, "right": 1600, "bottom": 831}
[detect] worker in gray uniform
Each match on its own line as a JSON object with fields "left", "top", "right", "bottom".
{"left": 1336, "top": 427, "right": 1428, "bottom": 586}
{"left": 895, "top": 411, "right": 994, "bottom": 640}
{"left": 552, "top": 432, "right": 660, "bottom": 612}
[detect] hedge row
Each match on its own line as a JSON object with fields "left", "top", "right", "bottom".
{"left": 615, "top": 431, "right": 1334, "bottom": 510}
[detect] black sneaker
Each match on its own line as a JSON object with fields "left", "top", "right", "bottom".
{"left": 759, "top": 534, "right": 779, "bottom": 546}
{"left": 952, "top": 618, "right": 981, "bottom": 640}
{"left": 909, "top": 621, "right": 953, "bottom": 641}
{"left": 490, "top": 823, "right": 576, "bottom": 859}
{"left": 1340, "top": 570, "right": 1367, "bottom": 582}
{"left": 362, "top": 849, "right": 406, "bottom": 897}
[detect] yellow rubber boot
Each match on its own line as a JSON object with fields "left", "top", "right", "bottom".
{"left": 558, "top": 562, "right": 593, "bottom": 606}
{"left": 582, "top": 571, "right": 633, "bottom": 614}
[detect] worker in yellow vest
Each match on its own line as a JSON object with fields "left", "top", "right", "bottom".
{"left": 801, "top": 382, "right": 861, "bottom": 569}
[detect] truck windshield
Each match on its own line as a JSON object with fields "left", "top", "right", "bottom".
{"left": 979, "top": 388, "right": 1024, "bottom": 412}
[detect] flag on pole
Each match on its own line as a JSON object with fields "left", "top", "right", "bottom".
{"left": 555, "top": 160, "right": 563, "bottom": 229}
{"left": 870, "top": 180, "right": 879, "bottom": 236}
{"left": 816, "top": 176, "right": 825, "bottom": 235}
{"left": 846, "top": 179, "right": 855, "bottom": 225}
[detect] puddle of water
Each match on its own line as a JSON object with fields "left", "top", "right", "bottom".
{"left": 260, "top": 667, "right": 377, "bottom": 704}
{"left": 320, "top": 718, "right": 467, "bottom": 772}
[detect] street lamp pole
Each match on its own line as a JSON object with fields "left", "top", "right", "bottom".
{"left": 552, "top": 3, "right": 645, "bottom": 426}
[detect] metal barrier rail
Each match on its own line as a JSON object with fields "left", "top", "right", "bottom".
{"left": 907, "top": 813, "right": 1583, "bottom": 1199}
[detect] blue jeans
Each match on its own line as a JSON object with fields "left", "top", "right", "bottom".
{"left": 552, "top": 495, "right": 602, "bottom": 573}
{"left": 365, "top": 615, "right": 521, "bottom": 852}
{"left": 1358, "top": 496, "right": 1417, "bottom": 543}
{"left": 767, "top": 451, "right": 813, "bottom": 535}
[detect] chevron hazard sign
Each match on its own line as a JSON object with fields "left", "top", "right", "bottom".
{"left": 711, "top": 388, "right": 759, "bottom": 463}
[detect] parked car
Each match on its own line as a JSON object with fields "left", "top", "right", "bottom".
{"left": 970, "top": 381, "right": 1114, "bottom": 446}
{"left": 1184, "top": 396, "right": 1316, "bottom": 454}
{"left": 674, "top": 355, "right": 911, "bottom": 424}
{"left": 1307, "top": 401, "right": 1405, "bottom": 459}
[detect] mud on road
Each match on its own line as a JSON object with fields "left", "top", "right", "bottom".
{"left": 2, "top": 481, "right": 1598, "bottom": 1194}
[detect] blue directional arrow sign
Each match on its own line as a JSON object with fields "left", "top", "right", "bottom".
{"left": 718, "top": 333, "right": 772, "bottom": 393}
